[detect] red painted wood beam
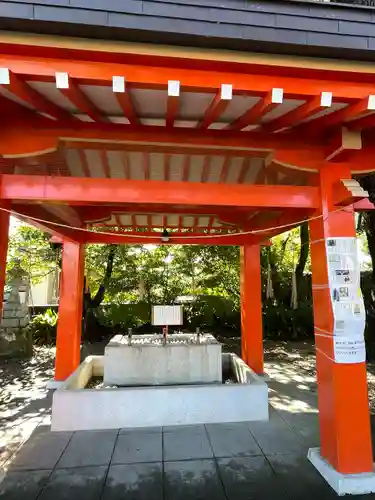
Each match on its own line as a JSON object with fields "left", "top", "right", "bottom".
{"left": 166, "top": 95, "right": 179, "bottom": 129}
{"left": 0, "top": 175, "right": 320, "bottom": 209}
{"left": 262, "top": 95, "right": 324, "bottom": 133}
{"left": 60, "top": 80, "right": 108, "bottom": 123}
{"left": 1, "top": 69, "right": 74, "bottom": 122}
{"left": 226, "top": 91, "right": 278, "bottom": 131}
{"left": 100, "top": 150, "right": 111, "bottom": 178}
{"left": 3, "top": 52, "right": 375, "bottom": 100}
{"left": 115, "top": 86, "right": 138, "bottom": 125}
{"left": 198, "top": 91, "right": 230, "bottom": 130}
{"left": 0, "top": 120, "right": 323, "bottom": 158}
{"left": 301, "top": 97, "right": 373, "bottom": 135}
{"left": 84, "top": 230, "right": 261, "bottom": 246}
{"left": 13, "top": 203, "right": 84, "bottom": 241}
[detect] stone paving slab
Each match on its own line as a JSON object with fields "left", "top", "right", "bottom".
{"left": 163, "top": 425, "right": 214, "bottom": 461}
{"left": 37, "top": 465, "right": 107, "bottom": 500}
{"left": 248, "top": 414, "right": 305, "bottom": 455}
{"left": 164, "top": 459, "right": 226, "bottom": 500}
{"left": 102, "top": 463, "right": 163, "bottom": 500}
{"left": 206, "top": 422, "right": 262, "bottom": 458}
{"left": 8, "top": 431, "right": 72, "bottom": 470}
{"left": 112, "top": 431, "right": 162, "bottom": 464}
{"left": 0, "top": 469, "right": 51, "bottom": 500}
{"left": 56, "top": 430, "right": 118, "bottom": 469}
{"left": 217, "top": 455, "right": 285, "bottom": 500}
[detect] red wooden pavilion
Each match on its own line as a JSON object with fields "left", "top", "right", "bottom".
{"left": 0, "top": 33, "right": 375, "bottom": 479}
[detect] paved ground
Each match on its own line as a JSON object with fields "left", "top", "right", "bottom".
{"left": 1, "top": 341, "right": 375, "bottom": 499}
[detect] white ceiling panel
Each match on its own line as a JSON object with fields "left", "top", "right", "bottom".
{"left": 149, "top": 153, "right": 164, "bottom": 181}
{"left": 188, "top": 155, "right": 205, "bottom": 182}
{"left": 128, "top": 152, "right": 145, "bottom": 180}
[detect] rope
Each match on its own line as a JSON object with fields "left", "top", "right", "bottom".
{"left": 0, "top": 205, "right": 351, "bottom": 241}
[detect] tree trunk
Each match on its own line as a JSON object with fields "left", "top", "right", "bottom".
{"left": 295, "top": 222, "right": 309, "bottom": 303}
{"left": 83, "top": 245, "right": 117, "bottom": 341}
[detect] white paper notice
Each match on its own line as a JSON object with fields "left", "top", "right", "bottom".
{"left": 326, "top": 237, "right": 366, "bottom": 364}
{"left": 152, "top": 305, "right": 183, "bottom": 326}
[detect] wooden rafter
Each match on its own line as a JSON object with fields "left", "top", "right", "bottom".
{"left": 237, "top": 158, "right": 250, "bottom": 184}
{"left": 143, "top": 152, "right": 150, "bottom": 180}
{"left": 78, "top": 150, "right": 91, "bottom": 177}
{"left": 201, "top": 157, "right": 211, "bottom": 183}
{"left": 226, "top": 91, "right": 279, "bottom": 131}
{"left": 1, "top": 70, "right": 74, "bottom": 121}
{"left": 197, "top": 91, "right": 230, "bottom": 130}
{"left": 166, "top": 94, "right": 179, "bottom": 129}
{"left": 182, "top": 156, "right": 190, "bottom": 182}
{"left": 100, "top": 150, "right": 111, "bottom": 178}
{"left": 164, "top": 154, "right": 171, "bottom": 181}
{"left": 262, "top": 95, "right": 324, "bottom": 133}
{"left": 115, "top": 86, "right": 138, "bottom": 125}
{"left": 301, "top": 97, "right": 374, "bottom": 134}
{"left": 60, "top": 79, "right": 108, "bottom": 123}
{"left": 219, "top": 157, "right": 231, "bottom": 183}
{"left": 122, "top": 152, "right": 130, "bottom": 179}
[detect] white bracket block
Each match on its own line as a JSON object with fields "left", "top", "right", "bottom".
{"left": 308, "top": 448, "right": 375, "bottom": 496}
{"left": 221, "top": 84, "right": 233, "bottom": 100}
{"left": 55, "top": 72, "right": 69, "bottom": 89}
{"left": 271, "top": 88, "right": 284, "bottom": 104}
{"left": 168, "top": 80, "right": 180, "bottom": 97}
{"left": 113, "top": 76, "right": 125, "bottom": 93}
{"left": 368, "top": 95, "right": 375, "bottom": 110}
{"left": 320, "top": 91, "right": 332, "bottom": 107}
{"left": 0, "top": 68, "right": 10, "bottom": 85}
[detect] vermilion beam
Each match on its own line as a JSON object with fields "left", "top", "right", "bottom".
{"left": 0, "top": 175, "right": 320, "bottom": 209}
{"left": 198, "top": 91, "right": 230, "bottom": 129}
{"left": 349, "top": 113, "right": 375, "bottom": 131}
{"left": 227, "top": 92, "right": 278, "bottom": 131}
{"left": 0, "top": 120, "right": 322, "bottom": 158}
{"left": 1, "top": 70, "right": 74, "bottom": 122}
{"left": 3, "top": 52, "right": 375, "bottom": 100}
{"left": 60, "top": 80, "right": 108, "bottom": 123}
{"left": 100, "top": 150, "right": 111, "bottom": 178}
{"left": 115, "top": 87, "right": 138, "bottom": 125}
{"left": 166, "top": 94, "right": 179, "bottom": 129}
{"left": 84, "top": 230, "right": 260, "bottom": 246}
{"left": 302, "top": 97, "right": 371, "bottom": 135}
{"left": 262, "top": 95, "right": 323, "bottom": 133}
{"left": 13, "top": 203, "right": 84, "bottom": 241}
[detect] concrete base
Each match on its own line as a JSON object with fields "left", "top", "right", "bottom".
{"left": 308, "top": 448, "right": 375, "bottom": 496}
{"left": 46, "top": 380, "right": 65, "bottom": 390}
{"left": 52, "top": 354, "right": 269, "bottom": 431}
{"left": 104, "top": 333, "right": 222, "bottom": 386}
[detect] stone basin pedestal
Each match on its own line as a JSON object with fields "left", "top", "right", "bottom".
{"left": 103, "top": 333, "right": 222, "bottom": 386}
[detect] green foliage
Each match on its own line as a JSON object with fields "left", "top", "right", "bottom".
{"left": 28, "top": 309, "right": 58, "bottom": 346}
{"left": 7, "top": 224, "right": 57, "bottom": 285}
{"left": 96, "top": 302, "right": 150, "bottom": 330}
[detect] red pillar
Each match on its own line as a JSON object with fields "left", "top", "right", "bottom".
{"left": 240, "top": 243, "right": 264, "bottom": 374}
{"left": 309, "top": 163, "right": 373, "bottom": 474}
{"left": 55, "top": 240, "right": 84, "bottom": 381}
{"left": 0, "top": 202, "right": 10, "bottom": 318}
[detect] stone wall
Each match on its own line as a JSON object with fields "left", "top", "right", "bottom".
{"left": 0, "top": 276, "right": 32, "bottom": 357}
